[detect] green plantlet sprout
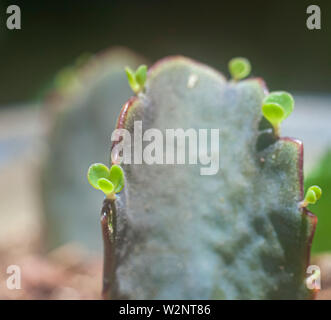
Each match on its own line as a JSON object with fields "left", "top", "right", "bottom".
{"left": 125, "top": 64, "right": 148, "bottom": 94}
{"left": 300, "top": 185, "right": 322, "bottom": 208}
{"left": 262, "top": 91, "right": 294, "bottom": 137}
{"left": 87, "top": 163, "right": 125, "bottom": 200}
{"left": 97, "top": 178, "right": 114, "bottom": 195}
{"left": 228, "top": 57, "right": 251, "bottom": 81}
{"left": 135, "top": 65, "right": 147, "bottom": 87}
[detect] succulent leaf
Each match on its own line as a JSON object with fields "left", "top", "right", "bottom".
{"left": 109, "top": 164, "right": 125, "bottom": 193}
{"left": 309, "top": 185, "right": 322, "bottom": 200}
{"left": 305, "top": 189, "right": 317, "bottom": 204}
{"left": 97, "top": 178, "right": 114, "bottom": 195}
{"left": 263, "top": 91, "right": 294, "bottom": 119}
{"left": 262, "top": 91, "right": 294, "bottom": 136}
{"left": 228, "top": 57, "right": 251, "bottom": 80}
{"left": 135, "top": 65, "right": 147, "bottom": 87}
{"left": 109, "top": 56, "right": 316, "bottom": 299}
{"left": 125, "top": 64, "right": 148, "bottom": 93}
{"left": 304, "top": 185, "right": 322, "bottom": 205}
{"left": 87, "top": 163, "right": 110, "bottom": 189}
{"left": 125, "top": 66, "right": 140, "bottom": 93}
{"left": 262, "top": 103, "right": 285, "bottom": 127}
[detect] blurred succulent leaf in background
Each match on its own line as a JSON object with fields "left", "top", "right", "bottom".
{"left": 42, "top": 47, "right": 146, "bottom": 250}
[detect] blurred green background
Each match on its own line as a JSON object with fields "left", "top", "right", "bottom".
{"left": 0, "top": 0, "right": 330, "bottom": 105}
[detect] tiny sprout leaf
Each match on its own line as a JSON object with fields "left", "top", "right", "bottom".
{"left": 228, "top": 57, "right": 251, "bottom": 80}
{"left": 109, "top": 164, "right": 125, "bottom": 193}
{"left": 135, "top": 65, "right": 147, "bottom": 87}
{"left": 300, "top": 185, "right": 322, "bottom": 207}
{"left": 305, "top": 189, "right": 317, "bottom": 204}
{"left": 262, "top": 103, "right": 285, "bottom": 127}
{"left": 308, "top": 185, "right": 322, "bottom": 200}
{"left": 87, "top": 163, "right": 110, "bottom": 189}
{"left": 97, "top": 178, "right": 114, "bottom": 195}
{"left": 263, "top": 91, "right": 294, "bottom": 119}
{"left": 303, "top": 185, "right": 322, "bottom": 205}
{"left": 125, "top": 66, "right": 139, "bottom": 93}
